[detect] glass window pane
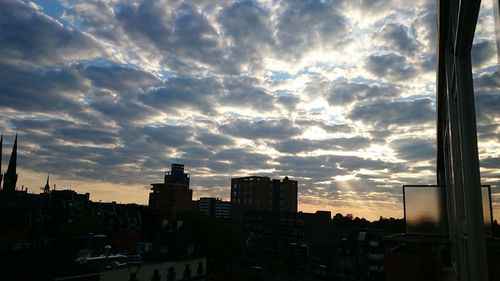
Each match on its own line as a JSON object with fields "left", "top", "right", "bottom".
{"left": 473, "top": 0, "right": 499, "bottom": 228}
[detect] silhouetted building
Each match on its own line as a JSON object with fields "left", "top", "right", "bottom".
{"left": 89, "top": 201, "right": 143, "bottom": 230}
{"left": 105, "top": 220, "right": 207, "bottom": 281}
{"left": 197, "top": 197, "right": 231, "bottom": 219}
{"left": 4, "top": 223, "right": 206, "bottom": 281}
{"left": 244, "top": 211, "right": 309, "bottom": 270}
{"left": 0, "top": 188, "right": 145, "bottom": 252}
{"left": 2, "top": 134, "right": 18, "bottom": 193}
{"left": 271, "top": 177, "right": 298, "bottom": 212}
{"left": 243, "top": 210, "right": 331, "bottom": 276}
{"left": 333, "top": 230, "right": 385, "bottom": 281}
{"left": 231, "top": 176, "right": 297, "bottom": 221}
{"left": 148, "top": 164, "right": 193, "bottom": 222}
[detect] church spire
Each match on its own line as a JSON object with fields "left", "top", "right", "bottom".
{"left": 3, "top": 134, "right": 18, "bottom": 193}
{"left": 43, "top": 174, "right": 50, "bottom": 194}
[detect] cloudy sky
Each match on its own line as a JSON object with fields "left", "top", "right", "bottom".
{"left": 0, "top": 0, "right": 498, "bottom": 220}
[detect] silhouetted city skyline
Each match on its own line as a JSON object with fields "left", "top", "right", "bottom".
{"left": 1, "top": 0, "right": 500, "bottom": 280}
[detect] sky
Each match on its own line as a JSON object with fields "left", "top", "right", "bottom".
{"left": 0, "top": 0, "right": 499, "bottom": 221}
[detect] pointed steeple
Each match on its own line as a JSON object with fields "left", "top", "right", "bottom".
{"left": 3, "top": 134, "right": 18, "bottom": 193}
{"left": 43, "top": 174, "right": 50, "bottom": 194}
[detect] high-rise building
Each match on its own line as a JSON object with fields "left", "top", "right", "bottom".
{"left": 271, "top": 177, "right": 298, "bottom": 212}
{"left": 148, "top": 164, "right": 193, "bottom": 222}
{"left": 230, "top": 176, "right": 298, "bottom": 221}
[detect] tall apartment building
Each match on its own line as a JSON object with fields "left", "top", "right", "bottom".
{"left": 148, "top": 164, "right": 193, "bottom": 222}
{"left": 198, "top": 197, "right": 231, "bottom": 219}
{"left": 230, "top": 176, "right": 298, "bottom": 220}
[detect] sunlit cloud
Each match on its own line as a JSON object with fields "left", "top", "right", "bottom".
{"left": 0, "top": 0, "right": 497, "bottom": 220}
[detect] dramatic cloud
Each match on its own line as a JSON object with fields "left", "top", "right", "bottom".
{"left": 365, "top": 53, "right": 416, "bottom": 81}
{"left": 275, "top": 0, "right": 348, "bottom": 58}
{"left": 0, "top": 64, "right": 87, "bottom": 113}
{"left": 139, "top": 77, "right": 223, "bottom": 114}
{"left": 474, "top": 71, "right": 500, "bottom": 123}
{"left": 218, "top": 0, "right": 273, "bottom": 71}
{"left": 0, "top": 0, "right": 104, "bottom": 67}
{"left": 116, "top": 0, "right": 225, "bottom": 70}
{"left": 472, "top": 41, "right": 497, "bottom": 67}
{"left": 0, "top": 0, "right": 497, "bottom": 220}
{"left": 348, "top": 98, "right": 435, "bottom": 127}
{"left": 197, "top": 132, "right": 234, "bottom": 147}
{"left": 274, "top": 137, "right": 371, "bottom": 154}
{"left": 376, "top": 23, "right": 418, "bottom": 54}
{"left": 328, "top": 81, "right": 399, "bottom": 106}
{"left": 391, "top": 138, "right": 436, "bottom": 162}
{"left": 221, "top": 77, "right": 276, "bottom": 111}
{"left": 220, "top": 119, "right": 301, "bottom": 140}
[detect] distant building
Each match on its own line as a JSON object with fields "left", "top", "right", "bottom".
{"left": 90, "top": 201, "right": 143, "bottom": 230}
{"left": 230, "top": 176, "right": 297, "bottom": 221}
{"left": 7, "top": 221, "right": 206, "bottom": 281}
{"left": 333, "top": 230, "right": 385, "bottom": 281}
{"left": 243, "top": 210, "right": 330, "bottom": 275}
{"left": 88, "top": 220, "right": 205, "bottom": 281}
{"left": 148, "top": 164, "right": 193, "bottom": 222}
{"left": 197, "top": 197, "right": 231, "bottom": 219}
{"left": 270, "top": 177, "right": 298, "bottom": 212}
{"left": 0, "top": 188, "right": 144, "bottom": 233}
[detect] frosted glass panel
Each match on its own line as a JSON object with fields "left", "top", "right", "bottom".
{"left": 403, "top": 185, "right": 493, "bottom": 236}
{"left": 404, "top": 186, "right": 444, "bottom": 235}
{"left": 482, "top": 185, "right": 493, "bottom": 236}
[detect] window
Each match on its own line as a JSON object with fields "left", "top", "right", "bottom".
{"left": 129, "top": 272, "right": 138, "bottom": 281}
{"left": 151, "top": 269, "right": 161, "bottom": 281}
{"left": 197, "top": 262, "right": 205, "bottom": 275}
{"left": 161, "top": 244, "right": 168, "bottom": 253}
{"left": 183, "top": 264, "right": 191, "bottom": 278}
{"left": 167, "top": 267, "right": 176, "bottom": 281}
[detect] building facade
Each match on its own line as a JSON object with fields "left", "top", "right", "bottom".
{"left": 333, "top": 230, "right": 385, "bottom": 281}
{"left": 148, "top": 164, "right": 193, "bottom": 222}
{"left": 197, "top": 197, "right": 231, "bottom": 219}
{"left": 230, "top": 176, "right": 298, "bottom": 221}
{"left": 271, "top": 177, "right": 298, "bottom": 212}
{"left": 243, "top": 210, "right": 331, "bottom": 277}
